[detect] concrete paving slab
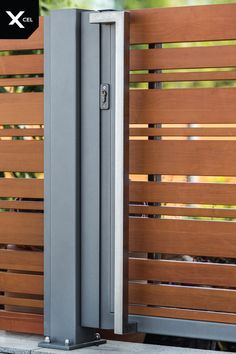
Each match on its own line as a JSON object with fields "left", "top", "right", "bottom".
{"left": 0, "top": 332, "right": 231, "bottom": 354}
{"left": 0, "top": 331, "right": 41, "bottom": 354}
{"left": 34, "top": 340, "right": 229, "bottom": 354}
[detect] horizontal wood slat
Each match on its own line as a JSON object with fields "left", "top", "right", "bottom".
{"left": 0, "top": 296, "right": 43, "bottom": 308}
{"left": 0, "top": 77, "right": 43, "bottom": 87}
{"left": 130, "top": 46, "right": 236, "bottom": 70}
{"left": 129, "top": 218, "right": 236, "bottom": 257}
{"left": 129, "top": 259, "right": 236, "bottom": 287}
{"left": 0, "top": 55, "right": 43, "bottom": 75}
{"left": 130, "top": 88, "right": 236, "bottom": 124}
{"left": 129, "top": 205, "right": 236, "bottom": 218}
{"left": 130, "top": 140, "right": 236, "bottom": 175}
{"left": 0, "top": 128, "right": 44, "bottom": 137}
{"left": 0, "top": 311, "right": 43, "bottom": 334}
{"left": 0, "top": 17, "right": 43, "bottom": 50}
{"left": 0, "top": 272, "right": 43, "bottom": 294}
{"left": 130, "top": 127, "right": 236, "bottom": 137}
{"left": 0, "top": 213, "right": 43, "bottom": 246}
{"left": 130, "top": 4, "right": 236, "bottom": 44}
{"left": 0, "top": 93, "right": 43, "bottom": 125}
{"left": 130, "top": 181, "right": 236, "bottom": 204}
{"left": 0, "top": 250, "right": 43, "bottom": 272}
{"left": 0, "top": 200, "right": 43, "bottom": 210}
{"left": 129, "top": 306, "right": 236, "bottom": 325}
{"left": 0, "top": 178, "right": 43, "bottom": 198}
{"left": 130, "top": 71, "right": 236, "bottom": 83}
{"left": 129, "top": 283, "right": 236, "bottom": 313}
{"left": 0, "top": 140, "right": 43, "bottom": 172}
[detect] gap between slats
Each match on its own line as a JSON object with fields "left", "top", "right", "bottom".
{"left": 130, "top": 127, "right": 236, "bottom": 137}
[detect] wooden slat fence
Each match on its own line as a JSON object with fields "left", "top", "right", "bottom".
{"left": 0, "top": 17, "right": 44, "bottom": 334}
{"left": 129, "top": 3, "right": 236, "bottom": 326}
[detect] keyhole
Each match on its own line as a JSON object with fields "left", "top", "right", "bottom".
{"left": 102, "top": 89, "right": 107, "bottom": 104}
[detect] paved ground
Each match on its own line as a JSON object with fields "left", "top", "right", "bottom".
{"left": 0, "top": 332, "right": 230, "bottom": 354}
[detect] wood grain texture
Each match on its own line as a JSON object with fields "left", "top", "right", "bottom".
{"left": 0, "top": 213, "right": 43, "bottom": 246}
{"left": 0, "top": 311, "right": 43, "bottom": 334}
{"left": 0, "top": 77, "right": 43, "bottom": 87}
{"left": 0, "top": 200, "right": 43, "bottom": 210}
{"left": 130, "top": 4, "right": 236, "bottom": 44}
{"left": 130, "top": 71, "right": 236, "bottom": 83}
{"left": 129, "top": 218, "right": 236, "bottom": 257}
{"left": 0, "top": 128, "right": 44, "bottom": 137}
{"left": 130, "top": 140, "right": 236, "bottom": 175}
{"left": 0, "top": 16, "right": 44, "bottom": 335}
{"left": 0, "top": 250, "right": 43, "bottom": 272}
{"left": 129, "top": 205, "right": 236, "bottom": 218}
{"left": 0, "top": 93, "right": 43, "bottom": 124}
{"left": 0, "top": 178, "right": 43, "bottom": 198}
{"left": 129, "top": 181, "right": 236, "bottom": 204}
{"left": 0, "top": 17, "right": 43, "bottom": 50}
{"left": 0, "top": 272, "right": 43, "bottom": 294}
{"left": 129, "top": 306, "right": 236, "bottom": 324}
{"left": 129, "top": 127, "right": 236, "bottom": 137}
{"left": 129, "top": 283, "right": 236, "bottom": 312}
{"left": 0, "top": 296, "right": 43, "bottom": 308}
{"left": 130, "top": 88, "right": 236, "bottom": 124}
{"left": 129, "top": 259, "right": 236, "bottom": 287}
{"left": 0, "top": 141, "right": 43, "bottom": 172}
{"left": 0, "top": 55, "right": 43, "bottom": 75}
{"left": 130, "top": 46, "right": 236, "bottom": 70}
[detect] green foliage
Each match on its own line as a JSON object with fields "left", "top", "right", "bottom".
{"left": 40, "top": 0, "right": 81, "bottom": 15}
{"left": 40, "top": 0, "right": 236, "bottom": 13}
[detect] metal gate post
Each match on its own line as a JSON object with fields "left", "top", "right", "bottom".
{"left": 41, "top": 8, "right": 134, "bottom": 349}
{"left": 39, "top": 9, "right": 106, "bottom": 350}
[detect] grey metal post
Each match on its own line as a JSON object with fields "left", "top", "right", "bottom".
{"left": 40, "top": 10, "right": 105, "bottom": 350}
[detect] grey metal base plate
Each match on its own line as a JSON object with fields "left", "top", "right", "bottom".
{"left": 38, "top": 339, "right": 106, "bottom": 351}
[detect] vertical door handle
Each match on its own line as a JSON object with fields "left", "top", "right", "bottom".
{"left": 89, "top": 11, "right": 130, "bottom": 335}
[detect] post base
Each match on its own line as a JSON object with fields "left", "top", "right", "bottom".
{"left": 38, "top": 339, "right": 107, "bottom": 351}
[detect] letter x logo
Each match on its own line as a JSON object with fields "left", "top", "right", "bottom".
{"left": 6, "top": 11, "right": 25, "bottom": 29}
